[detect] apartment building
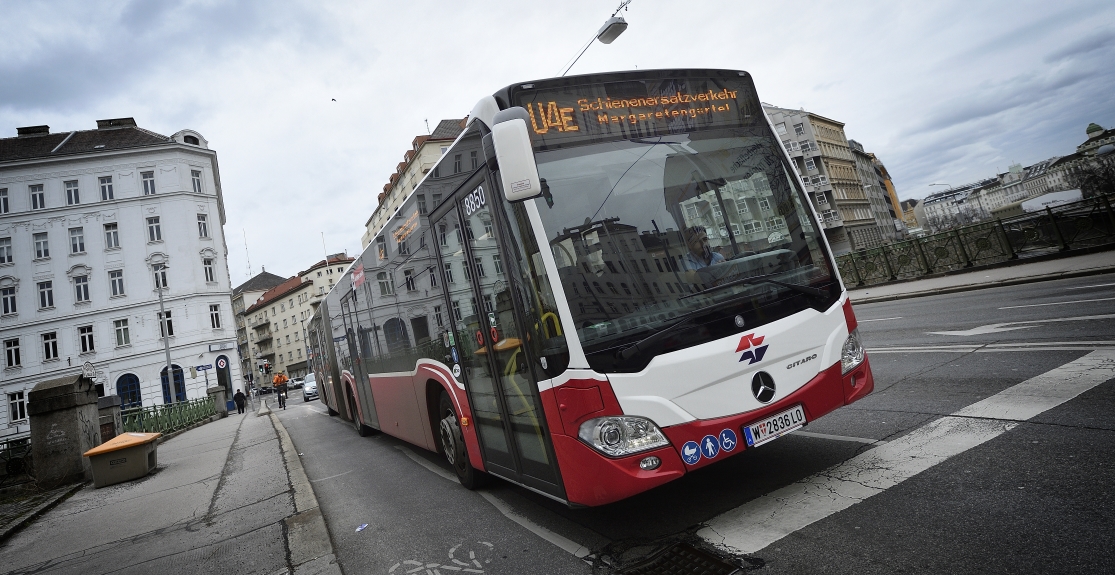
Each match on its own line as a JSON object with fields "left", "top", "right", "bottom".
{"left": 849, "top": 140, "right": 906, "bottom": 246}
{"left": 1, "top": 119, "right": 238, "bottom": 440}
{"left": 362, "top": 120, "right": 466, "bottom": 248}
{"left": 231, "top": 269, "right": 286, "bottom": 379}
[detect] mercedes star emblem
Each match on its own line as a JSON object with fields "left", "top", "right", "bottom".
{"left": 751, "top": 372, "right": 776, "bottom": 403}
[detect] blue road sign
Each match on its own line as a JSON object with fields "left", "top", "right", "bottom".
{"left": 719, "top": 429, "right": 738, "bottom": 452}
{"left": 196, "top": 364, "right": 213, "bottom": 371}
{"left": 700, "top": 435, "right": 720, "bottom": 459}
{"left": 681, "top": 441, "right": 701, "bottom": 465}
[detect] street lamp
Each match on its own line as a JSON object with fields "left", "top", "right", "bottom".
{"left": 155, "top": 263, "right": 175, "bottom": 404}
{"left": 558, "top": 0, "right": 632, "bottom": 77}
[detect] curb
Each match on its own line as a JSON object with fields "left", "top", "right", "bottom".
{"left": 268, "top": 410, "right": 343, "bottom": 575}
{"left": 0, "top": 482, "right": 84, "bottom": 544}
{"left": 850, "top": 266, "right": 1115, "bottom": 304}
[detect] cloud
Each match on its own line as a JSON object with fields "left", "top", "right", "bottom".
{"left": 1044, "top": 27, "right": 1115, "bottom": 63}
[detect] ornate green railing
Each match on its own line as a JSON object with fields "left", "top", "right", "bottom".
{"left": 836, "top": 193, "right": 1115, "bottom": 288}
{"left": 121, "top": 396, "right": 217, "bottom": 434}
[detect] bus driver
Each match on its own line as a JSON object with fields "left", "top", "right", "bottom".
{"left": 682, "top": 225, "right": 725, "bottom": 271}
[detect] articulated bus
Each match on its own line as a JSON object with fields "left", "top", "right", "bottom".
{"left": 307, "top": 69, "right": 874, "bottom": 507}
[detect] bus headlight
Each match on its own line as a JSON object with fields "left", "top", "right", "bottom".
{"left": 841, "top": 328, "right": 865, "bottom": 375}
{"left": 578, "top": 416, "right": 669, "bottom": 457}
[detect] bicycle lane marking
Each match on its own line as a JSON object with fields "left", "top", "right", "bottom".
{"left": 698, "top": 349, "right": 1115, "bottom": 555}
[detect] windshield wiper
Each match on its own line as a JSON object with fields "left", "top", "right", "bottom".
{"left": 616, "top": 314, "right": 699, "bottom": 362}
{"left": 681, "top": 272, "right": 827, "bottom": 299}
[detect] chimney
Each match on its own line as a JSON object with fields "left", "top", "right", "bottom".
{"left": 96, "top": 118, "right": 138, "bottom": 130}
{"left": 16, "top": 125, "right": 50, "bottom": 137}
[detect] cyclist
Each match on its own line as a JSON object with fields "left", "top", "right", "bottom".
{"left": 273, "top": 371, "right": 289, "bottom": 409}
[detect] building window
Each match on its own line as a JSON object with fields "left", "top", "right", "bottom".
{"left": 794, "top": 123, "right": 805, "bottom": 136}
{"left": 454, "top": 154, "right": 462, "bottom": 174}
{"left": 805, "top": 159, "right": 816, "bottom": 171}
{"left": 398, "top": 238, "right": 408, "bottom": 255}
{"left": 113, "top": 319, "right": 130, "bottom": 346}
{"left": 65, "top": 180, "right": 80, "bottom": 205}
{"left": 0, "top": 188, "right": 8, "bottom": 214}
{"left": 1, "top": 287, "right": 15, "bottom": 315}
{"left": 99, "top": 176, "right": 114, "bottom": 200}
{"left": 38, "top": 281, "right": 54, "bottom": 309}
{"left": 376, "top": 236, "right": 386, "bottom": 260}
{"left": 42, "top": 332, "right": 58, "bottom": 360}
{"left": 153, "top": 264, "right": 168, "bottom": 289}
{"left": 78, "top": 325, "right": 95, "bottom": 353}
{"left": 158, "top": 310, "right": 174, "bottom": 337}
{"left": 33, "top": 233, "right": 49, "bottom": 259}
{"left": 452, "top": 300, "right": 462, "bottom": 321}
{"left": 742, "top": 220, "right": 764, "bottom": 234}
{"left": 439, "top": 224, "right": 448, "bottom": 246}
{"left": 147, "top": 217, "right": 162, "bottom": 242}
{"left": 444, "top": 263, "right": 454, "bottom": 284}
{"left": 434, "top": 305, "right": 443, "bottom": 327}
{"left": 470, "top": 150, "right": 478, "bottom": 169}
{"left": 766, "top": 217, "right": 787, "bottom": 230}
{"left": 474, "top": 257, "right": 486, "bottom": 278}
{"left": 210, "top": 304, "right": 222, "bottom": 329}
{"left": 104, "top": 223, "right": 120, "bottom": 249}
{"left": 428, "top": 266, "right": 437, "bottom": 288}
{"left": 0, "top": 237, "right": 11, "bottom": 264}
{"left": 759, "top": 198, "right": 771, "bottom": 211}
{"left": 377, "top": 271, "right": 393, "bottom": 296}
{"left": 4, "top": 339, "right": 20, "bottom": 368}
{"left": 192, "top": 170, "right": 203, "bottom": 193}
{"left": 418, "top": 195, "right": 427, "bottom": 214}
{"left": 775, "top": 123, "right": 787, "bottom": 135}
{"left": 8, "top": 391, "right": 27, "bottom": 423}
{"left": 109, "top": 270, "right": 125, "bottom": 296}
{"left": 203, "top": 258, "right": 215, "bottom": 282}
{"left": 141, "top": 171, "right": 156, "bottom": 195}
{"left": 404, "top": 269, "right": 416, "bottom": 291}
{"left": 30, "top": 184, "right": 45, "bottom": 210}
{"left": 74, "top": 275, "right": 90, "bottom": 303}
{"left": 197, "top": 214, "right": 209, "bottom": 238}
{"left": 69, "top": 227, "right": 85, "bottom": 254}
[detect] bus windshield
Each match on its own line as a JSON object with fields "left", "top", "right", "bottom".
{"left": 530, "top": 128, "right": 837, "bottom": 372}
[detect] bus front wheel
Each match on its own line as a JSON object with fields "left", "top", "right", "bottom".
{"left": 439, "top": 392, "right": 485, "bottom": 489}
{"left": 349, "top": 389, "right": 372, "bottom": 437}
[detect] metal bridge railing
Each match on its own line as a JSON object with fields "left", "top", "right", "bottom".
{"left": 836, "top": 193, "right": 1115, "bottom": 288}
{"left": 121, "top": 397, "right": 217, "bottom": 435}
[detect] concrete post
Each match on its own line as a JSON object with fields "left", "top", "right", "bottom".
{"left": 207, "top": 387, "right": 228, "bottom": 419}
{"left": 97, "top": 395, "right": 123, "bottom": 443}
{"left": 29, "top": 374, "right": 102, "bottom": 488}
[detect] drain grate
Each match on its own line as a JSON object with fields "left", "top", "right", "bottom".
{"left": 616, "top": 542, "right": 741, "bottom": 575}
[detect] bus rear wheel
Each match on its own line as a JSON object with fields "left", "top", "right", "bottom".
{"left": 439, "top": 392, "right": 485, "bottom": 489}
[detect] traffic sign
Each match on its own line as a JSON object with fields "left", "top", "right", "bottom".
{"left": 701, "top": 435, "right": 720, "bottom": 459}
{"left": 216, "top": 357, "right": 228, "bottom": 369}
{"left": 719, "top": 429, "right": 738, "bottom": 452}
{"left": 681, "top": 441, "right": 701, "bottom": 465}
{"left": 196, "top": 364, "right": 213, "bottom": 371}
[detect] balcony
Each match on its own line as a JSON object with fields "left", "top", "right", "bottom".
{"left": 820, "top": 210, "right": 843, "bottom": 229}
{"left": 255, "top": 328, "right": 273, "bottom": 343}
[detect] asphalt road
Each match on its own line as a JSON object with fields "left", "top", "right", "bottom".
{"left": 276, "top": 273, "right": 1115, "bottom": 574}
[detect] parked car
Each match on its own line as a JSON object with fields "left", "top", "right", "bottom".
{"left": 303, "top": 373, "right": 318, "bottom": 402}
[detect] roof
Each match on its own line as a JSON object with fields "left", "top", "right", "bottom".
{"left": 1, "top": 119, "right": 172, "bottom": 163}
{"left": 430, "top": 118, "right": 466, "bottom": 140}
{"left": 244, "top": 276, "right": 312, "bottom": 315}
{"left": 300, "top": 253, "right": 354, "bottom": 276}
{"left": 232, "top": 271, "right": 288, "bottom": 297}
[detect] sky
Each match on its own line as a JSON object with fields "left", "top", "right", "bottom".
{"left": 3, "top": 0, "right": 1114, "bottom": 285}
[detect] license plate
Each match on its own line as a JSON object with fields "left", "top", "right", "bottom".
{"left": 743, "top": 404, "right": 806, "bottom": 447}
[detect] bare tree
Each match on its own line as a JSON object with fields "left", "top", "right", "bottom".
{"left": 1069, "top": 154, "right": 1115, "bottom": 199}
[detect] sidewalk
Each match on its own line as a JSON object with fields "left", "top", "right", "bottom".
{"left": 847, "top": 249, "right": 1115, "bottom": 304}
{"left": 0, "top": 401, "right": 339, "bottom": 575}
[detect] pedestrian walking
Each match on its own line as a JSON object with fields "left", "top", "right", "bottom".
{"left": 233, "top": 389, "right": 247, "bottom": 414}
{"left": 273, "top": 372, "right": 289, "bottom": 409}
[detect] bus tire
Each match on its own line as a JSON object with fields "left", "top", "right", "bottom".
{"left": 439, "top": 391, "right": 486, "bottom": 489}
{"left": 349, "top": 389, "right": 371, "bottom": 437}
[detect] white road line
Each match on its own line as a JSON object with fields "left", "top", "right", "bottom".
{"left": 998, "top": 296, "right": 1115, "bottom": 309}
{"left": 1067, "top": 282, "right": 1115, "bottom": 290}
{"left": 394, "top": 446, "right": 594, "bottom": 559}
{"left": 927, "top": 313, "right": 1115, "bottom": 337}
{"left": 793, "top": 431, "right": 882, "bottom": 445}
{"left": 859, "top": 317, "right": 902, "bottom": 322}
{"left": 698, "top": 349, "right": 1115, "bottom": 556}
{"left": 309, "top": 470, "right": 354, "bottom": 483}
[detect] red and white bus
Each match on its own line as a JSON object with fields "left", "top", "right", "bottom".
{"left": 306, "top": 69, "right": 873, "bottom": 506}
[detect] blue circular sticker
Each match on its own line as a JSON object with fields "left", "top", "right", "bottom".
{"left": 681, "top": 441, "right": 701, "bottom": 465}
{"left": 700, "top": 435, "right": 720, "bottom": 459}
{"left": 719, "top": 429, "right": 738, "bottom": 452}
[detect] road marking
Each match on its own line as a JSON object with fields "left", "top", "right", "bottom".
{"left": 1067, "top": 282, "right": 1115, "bottom": 290}
{"left": 698, "top": 349, "right": 1115, "bottom": 555}
{"left": 927, "top": 313, "right": 1115, "bottom": 336}
{"left": 870, "top": 341, "right": 1115, "bottom": 353}
{"left": 998, "top": 296, "right": 1115, "bottom": 310}
{"left": 309, "top": 469, "right": 354, "bottom": 483}
{"left": 394, "top": 446, "right": 595, "bottom": 560}
{"left": 859, "top": 317, "right": 902, "bottom": 322}
{"left": 793, "top": 431, "right": 882, "bottom": 445}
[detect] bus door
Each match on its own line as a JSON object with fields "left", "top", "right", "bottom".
{"left": 340, "top": 291, "right": 379, "bottom": 428}
{"left": 432, "top": 170, "right": 564, "bottom": 499}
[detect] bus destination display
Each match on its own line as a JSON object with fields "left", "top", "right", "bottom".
{"left": 513, "top": 77, "right": 757, "bottom": 149}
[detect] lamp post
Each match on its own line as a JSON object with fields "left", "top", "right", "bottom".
{"left": 155, "top": 263, "right": 175, "bottom": 404}
{"left": 558, "top": 0, "right": 632, "bottom": 77}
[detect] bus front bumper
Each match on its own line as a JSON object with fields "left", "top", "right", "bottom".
{"left": 551, "top": 356, "right": 873, "bottom": 507}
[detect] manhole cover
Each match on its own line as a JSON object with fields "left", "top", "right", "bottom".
{"left": 617, "top": 542, "right": 741, "bottom": 575}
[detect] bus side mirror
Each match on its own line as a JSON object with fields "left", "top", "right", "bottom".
{"left": 491, "top": 108, "right": 542, "bottom": 202}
